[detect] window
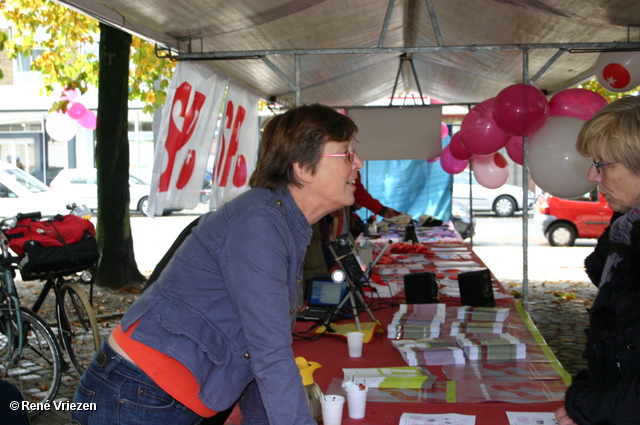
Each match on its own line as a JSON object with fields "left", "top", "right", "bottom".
{"left": 15, "top": 48, "right": 45, "bottom": 84}
{"left": 0, "top": 182, "right": 16, "bottom": 198}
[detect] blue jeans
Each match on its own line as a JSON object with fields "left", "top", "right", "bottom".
{"left": 71, "top": 339, "right": 203, "bottom": 425}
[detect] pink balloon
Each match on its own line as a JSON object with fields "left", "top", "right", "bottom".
{"left": 492, "top": 84, "right": 549, "bottom": 136}
{"left": 67, "top": 102, "right": 87, "bottom": 121}
{"left": 460, "top": 98, "right": 511, "bottom": 155}
{"left": 471, "top": 152, "right": 509, "bottom": 189}
{"left": 441, "top": 122, "right": 449, "bottom": 139}
{"left": 449, "top": 132, "right": 473, "bottom": 160}
{"left": 61, "top": 89, "right": 79, "bottom": 102}
{"left": 440, "top": 145, "right": 468, "bottom": 174}
{"left": 426, "top": 155, "right": 440, "bottom": 163}
{"left": 78, "top": 109, "right": 97, "bottom": 130}
{"left": 549, "top": 88, "right": 609, "bottom": 121}
{"left": 505, "top": 135, "right": 524, "bottom": 165}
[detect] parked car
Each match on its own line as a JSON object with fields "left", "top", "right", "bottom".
{"left": 452, "top": 200, "right": 475, "bottom": 239}
{"left": 0, "top": 162, "right": 72, "bottom": 218}
{"left": 534, "top": 188, "right": 613, "bottom": 246}
{"left": 49, "top": 168, "right": 180, "bottom": 216}
{"left": 452, "top": 170, "right": 535, "bottom": 217}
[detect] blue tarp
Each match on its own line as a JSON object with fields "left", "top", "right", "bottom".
{"left": 357, "top": 157, "right": 452, "bottom": 222}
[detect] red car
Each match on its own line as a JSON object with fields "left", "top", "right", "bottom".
{"left": 535, "top": 189, "right": 613, "bottom": 246}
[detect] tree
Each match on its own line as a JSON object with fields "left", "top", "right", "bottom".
{"left": 578, "top": 79, "right": 638, "bottom": 103}
{"left": 1, "top": 0, "right": 175, "bottom": 288}
{"left": 95, "top": 23, "right": 146, "bottom": 288}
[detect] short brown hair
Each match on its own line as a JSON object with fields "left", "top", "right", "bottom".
{"left": 576, "top": 96, "right": 640, "bottom": 174}
{"left": 249, "top": 104, "right": 358, "bottom": 189}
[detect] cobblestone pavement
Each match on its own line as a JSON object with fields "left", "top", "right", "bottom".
{"left": 13, "top": 277, "right": 598, "bottom": 425}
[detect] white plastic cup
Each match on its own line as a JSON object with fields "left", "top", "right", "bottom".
{"left": 320, "top": 394, "right": 345, "bottom": 425}
{"left": 346, "top": 331, "right": 365, "bottom": 358}
{"left": 346, "top": 385, "right": 369, "bottom": 419}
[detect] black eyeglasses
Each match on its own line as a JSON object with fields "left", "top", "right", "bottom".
{"left": 593, "top": 160, "right": 619, "bottom": 174}
{"left": 321, "top": 150, "right": 357, "bottom": 162}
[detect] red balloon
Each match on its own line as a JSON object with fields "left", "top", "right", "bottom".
{"left": 492, "top": 84, "right": 549, "bottom": 136}
{"left": 505, "top": 135, "right": 524, "bottom": 165}
{"left": 440, "top": 145, "right": 468, "bottom": 174}
{"left": 449, "top": 132, "right": 473, "bottom": 161}
{"left": 460, "top": 98, "right": 511, "bottom": 155}
{"left": 549, "top": 88, "right": 609, "bottom": 121}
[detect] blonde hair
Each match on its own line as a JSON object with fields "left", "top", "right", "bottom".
{"left": 576, "top": 96, "right": 640, "bottom": 174}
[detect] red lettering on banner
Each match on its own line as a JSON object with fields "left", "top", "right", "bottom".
{"left": 176, "top": 149, "right": 196, "bottom": 189}
{"left": 216, "top": 100, "right": 248, "bottom": 188}
{"left": 158, "top": 82, "right": 206, "bottom": 192}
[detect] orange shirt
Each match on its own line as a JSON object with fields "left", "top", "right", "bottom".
{"left": 112, "top": 321, "right": 218, "bottom": 418}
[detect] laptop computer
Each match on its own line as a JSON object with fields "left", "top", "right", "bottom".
{"left": 297, "top": 274, "right": 348, "bottom": 321}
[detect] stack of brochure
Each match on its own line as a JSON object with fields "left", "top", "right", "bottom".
{"left": 449, "top": 321, "right": 503, "bottom": 336}
{"left": 392, "top": 338, "right": 466, "bottom": 366}
{"left": 456, "top": 333, "right": 526, "bottom": 361}
{"left": 456, "top": 306, "right": 510, "bottom": 322}
{"left": 388, "top": 304, "right": 446, "bottom": 339}
{"left": 387, "top": 323, "right": 442, "bottom": 339}
{"left": 392, "top": 304, "right": 447, "bottom": 324}
{"left": 342, "top": 366, "right": 437, "bottom": 389}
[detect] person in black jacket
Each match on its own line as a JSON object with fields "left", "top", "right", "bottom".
{"left": 556, "top": 96, "right": 640, "bottom": 425}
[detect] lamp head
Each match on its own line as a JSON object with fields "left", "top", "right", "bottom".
{"left": 331, "top": 269, "right": 346, "bottom": 283}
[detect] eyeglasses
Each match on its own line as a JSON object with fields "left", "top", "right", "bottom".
{"left": 321, "top": 150, "right": 357, "bottom": 162}
{"left": 593, "top": 159, "right": 619, "bottom": 174}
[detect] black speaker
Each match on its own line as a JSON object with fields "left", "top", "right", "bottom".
{"left": 403, "top": 223, "right": 419, "bottom": 244}
{"left": 328, "top": 234, "right": 367, "bottom": 284}
{"left": 458, "top": 269, "right": 495, "bottom": 307}
{"left": 404, "top": 272, "right": 439, "bottom": 304}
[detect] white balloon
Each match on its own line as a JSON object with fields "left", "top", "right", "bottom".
{"left": 527, "top": 116, "right": 595, "bottom": 198}
{"left": 595, "top": 51, "right": 640, "bottom": 93}
{"left": 471, "top": 153, "right": 509, "bottom": 189}
{"left": 46, "top": 111, "right": 78, "bottom": 142}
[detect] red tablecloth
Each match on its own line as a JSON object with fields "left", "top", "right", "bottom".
{"left": 290, "top": 242, "right": 565, "bottom": 425}
{"left": 292, "top": 303, "right": 564, "bottom": 425}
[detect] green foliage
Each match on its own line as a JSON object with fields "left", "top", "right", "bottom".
{"left": 577, "top": 79, "right": 638, "bottom": 102}
{"left": 0, "top": 30, "right": 7, "bottom": 79}
{"left": 0, "top": 0, "right": 174, "bottom": 114}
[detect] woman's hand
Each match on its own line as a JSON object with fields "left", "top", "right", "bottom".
{"left": 555, "top": 406, "right": 576, "bottom": 425}
{"left": 381, "top": 207, "right": 402, "bottom": 219}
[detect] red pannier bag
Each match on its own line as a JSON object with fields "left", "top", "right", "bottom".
{"left": 5, "top": 214, "right": 100, "bottom": 281}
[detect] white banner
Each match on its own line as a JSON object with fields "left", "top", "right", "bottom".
{"left": 211, "top": 81, "right": 260, "bottom": 209}
{"left": 149, "top": 62, "right": 227, "bottom": 216}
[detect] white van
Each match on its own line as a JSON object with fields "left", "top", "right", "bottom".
{"left": 0, "top": 162, "right": 73, "bottom": 218}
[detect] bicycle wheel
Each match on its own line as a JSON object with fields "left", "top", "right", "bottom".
{"left": 57, "top": 282, "right": 101, "bottom": 375}
{"left": 0, "top": 305, "right": 62, "bottom": 418}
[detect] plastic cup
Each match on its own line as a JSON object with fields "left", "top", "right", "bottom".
{"left": 320, "top": 394, "right": 345, "bottom": 425}
{"left": 346, "top": 385, "right": 369, "bottom": 419}
{"left": 346, "top": 331, "right": 365, "bottom": 358}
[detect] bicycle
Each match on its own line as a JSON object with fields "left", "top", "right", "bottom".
{"left": 30, "top": 266, "right": 101, "bottom": 375}
{"left": 4, "top": 205, "right": 101, "bottom": 376}
{"left": 0, "top": 218, "right": 62, "bottom": 418}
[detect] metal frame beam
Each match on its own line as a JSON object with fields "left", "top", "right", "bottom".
{"left": 161, "top": 41, "right": 640, "bottom": 61}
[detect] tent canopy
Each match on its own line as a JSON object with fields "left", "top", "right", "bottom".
{"left": 53, "top": 0, "right": 640, "bottom": 107}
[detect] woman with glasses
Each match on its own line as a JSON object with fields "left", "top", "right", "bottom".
{"left": 72, "top": 104, "right": 363, "bottom": 425}
{"left": 556, "top": 96, "right": 640, "bottom": 425}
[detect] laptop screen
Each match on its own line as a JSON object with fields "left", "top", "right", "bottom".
{"left": 308, "top": 277, "right": 348, "bottom": 307}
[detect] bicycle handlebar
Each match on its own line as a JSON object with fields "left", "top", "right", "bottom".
{"left": 16, "top": 211, "right": 42, "bottom": 221}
